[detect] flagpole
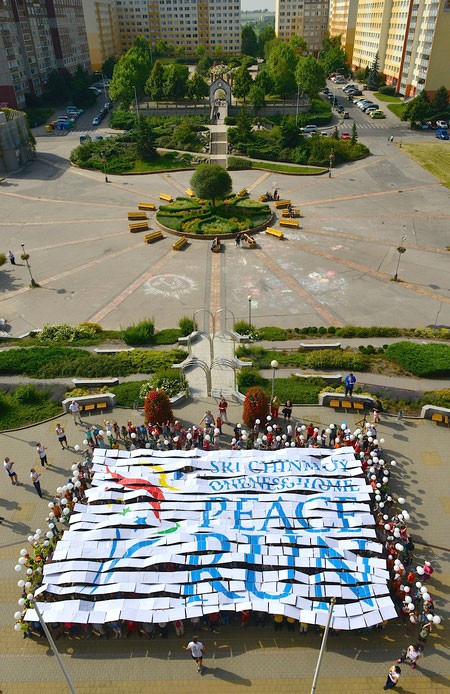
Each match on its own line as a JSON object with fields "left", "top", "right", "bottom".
{"left": 32, "top": 599, "right": 77, "bottom": 694}
{"left": 310, "top": 598, "right": 336, "bottom": 694}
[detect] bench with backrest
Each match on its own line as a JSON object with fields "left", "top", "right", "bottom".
{"left": 138, "top": 203, "right": 156, "bottom": 211}
{"left": 242, "top": 233, "right": 256, "bottom": 248}
{"left": 129, "top": 221, "right": 149, "bottom": 233}
{"left": 274, "top": 199, "right": 291, "bottom": 209}
{"left": 211, "top": 236, "right": 221, "bottom": 253}
{"left": 420, "top": 405, "right": 450, "bottom": 426}
{"left": 237, "top": 188, "right": 248, "bottom": 197}
{"left": 144, "top": 230, "right": 163, "bottom": 243}
{"left": 160, "top": 193, "right": 173, "bottom": 202}
{"left": 61, "top": 393, "right": 116, "bottom": 414}
{"left": 265, "top": 227, "right": 284, "bottom": 240}
{"left": 128, "top": 211, "right": 147, "bottom": 221}
{"left": 173, "top": 236, "right": 187, "bottom": 250}
{"left": 319, "top": 391, "right": 375, "bottom": 412}
{"left": 186, "top": 188, "right": 195, "bottom": 197}
{"left": 258, "top": 194, "right": 268, "bottom": 202}
{"left": 279, "top": 218, "right": 299, "bottom": 228}
{"left": 281, "top": 209, "right": 301, "bottom": 218}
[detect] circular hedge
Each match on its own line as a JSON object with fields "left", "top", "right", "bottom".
{"left": 156, "top": 194, "right": 272, "bottom": 236}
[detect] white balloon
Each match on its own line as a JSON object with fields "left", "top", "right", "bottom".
{"left": 415, "top": 582, "right": 422, "bottom": 588}
{"left": 416, "top": 566, "right": 424, "bottom": 575}
{"left": 43, "top": 541, "right": 49, "bottom": 547}
{"left": 71, "top": 464, "right": 78, "bottom": 471}
{"left": 291, "top": 442, "right": 295, "bottom": 447}
{"left": 27, "top": 593, "right": 33, "bottom": 600}
{"left": 426, "top": 613, "right": 433, "bottom": 621}
{"left": 61, "top": 498, "right": 68, "bottom": 505}
{"left": 407, "top": 603, "right": 415, "bottom": 612}
{"left": 420, "top": 586, "right": 427, "bottom": 593}
{"left": 204, "top": 435, "right": 210, "bottom": 441}
{"left": 14, "top": 611, "right": 22, "bottom": 619}
{"left": 409, "top": 615, "right": 416, "bottom": 623}
{"left": 83, "top": 439, "right": 88, "bottom": 445}
{"left": 433, "top": 615, "right": 441, "bottom": 624}
{"left": 422, "top": 593, "right": 431, "bottom": 602}
{"left": 266, "top": 416, "right": 271, "bottom": 421}
{"left": 255, "top": 419, "right": 260, "bottom": 424}
{"left": 186, "top": 433, "right": 192, "bottom": 440}
{"left": 145, "top": 443, "right": 150, "bottom": 448}
{"left": 49, "top": 512, "right": 55, "bottom": 519}
{"left": 67, "top": 483, "right": 74, "bottom": 490}
{"left": 73, "top": 470, "right": 79, "bottom": 478}
{"left": 384, "top": 524, "right": 390, "bottom": 530}
{"left": 276, "top": 435, "right": 281, "bottom": 441}
{"left": 75, "top": 481, "right": 81, "bottom": 488}
{"left": 395, "top": 543, "right": 403, "bottom": 551}
{"left": 63, "top": 507, "right": 70, "bottom": 514}
{"left": 99, "top": 430, "right": 104, "bottom": 436}
{"left": 47, "top": 502, "right": 54, "bottom": 509}
{"left": 14, "top": 565, "right": 22, "bottom": 572}
{"left": 403, "top": 586, "right": 410, "bottom": 593}
{"left": 18, "top": 598, "right": 25, "bottom": 606}
{"left": 380, "top": 438, "right": 385, "bottom": 443}
{"left": 14, "top": 623, "right": 21, "bottom": 632}
{"left": 17, "top": 580, "right": 25, "bottom": 588}
{"left": 379, "top": 502, "right": 384, "bottom": 508}
{"left": 26, "top": 568, "right": 33, "bottom": 575}
{"left": 131, "top": 433, "right": 136, "bottom": 439}
{"left": 25, "top": 582, "right": 31, "bottom": 589}
{"left": 20, "top": 549, "right": 27, "bottom": 557}
{"left": 404, "top": 596, "right": 412, "bottom": 603}
{"left": 33, "top": 535, "right": 39, "bottom": 542}
{"left": 46, "top": 532, "right": 53, "bottom": 539}
{"left": 36, "top": 529, "right": 41, "bottom": 535}
{"left": 74, "top": 445, "right": 80, "bottom": 452}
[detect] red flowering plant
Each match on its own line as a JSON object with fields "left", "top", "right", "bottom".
{"left": 242, "top": 386, "right": 269, "bottom": 427}
{"left": 144, "top": 388, "right": 174, "bottom": 425}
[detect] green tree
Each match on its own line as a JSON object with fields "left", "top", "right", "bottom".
{"left": 267, "top": 43, "right": 298, "bottom": 98}
{"left": 145, "top": 60, "right": 164, "bottom": 100}
{"left": 236, "top": 103, "right": 253, "bottom": 141}
{"left": 135, "top": 115, "right": 156, "bottom": 161}
{"left": 319, "top": 32, "right": 342, "bottom": 55}
{"left": 241, "top": 25, "right": 258, "bottom": 57}
{"left": 187, "top": 72, "right": 209, "bottom": 100}
{"left": 249, "top": 84, "right": 265, "bottom": 112}
{"left": 197, "top": 55, "right": 214, "bottom": 76}
{"left": 320, "top": 46, "right": 349, "bottom": 76}
{"left": 296, "top": 56, "right": 325, "bottom": 98}
{"left": 258, "top": 25, "right": 275, "bottom": 57}
{"left": 405, "top": 92, "right": 432, "bottom": 124}
{"left": 254, "top": 69, "right": 273, "bottom": 95}
{"left": 280, "top": 117, "right": 300, "bottom": 148}
{"left": 366, "top": 52, "right": 380, "bottom": 91}
{"left": 351, "top": 121, "right": 358, "bottom": 145}
{"left": 264, "top": 37, "right": 282, "bottom": 62}
{"left": 101, "top": 56, "right": 117, "bottom": 79}
{"left": 109, "top": 37, "right": 152, "bottom": 107}
{"left": 163, "top": 63, "right": 189, "bottom": 100}
{"left": 190, "top": 163, "right": 232, "bottom": 207}
{"left": 431, "top": 86, "right": 449, "bottom": 114}
{"left": 196, "top": 44, "right": 206, "bottom": 57}
{"left": 155, "top": 40, "right": 169, "bottom": 57}
{"left": 172, "top": 122, "right": 195, "bottom": 148}
{"left": 71, "top": 65, "right": 96, "bottom": 107}
{"left": 289, "top": 35, "right": 308, "bottom": 55}
{"left": 232, "top": 65, "right": 253, "bottom": 102}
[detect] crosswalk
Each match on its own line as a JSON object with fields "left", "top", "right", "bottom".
{"left": 337, "top": 121, "right": 385, "bottom": 130}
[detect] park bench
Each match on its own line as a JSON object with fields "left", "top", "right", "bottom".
{"left": 279, "top": 218, "right": 299, "bottom": 228}
{"left": 211, "top": 236, "right": 221, "bottom": 253}
{"left": 62, "top": 393, "right": 116, "bottom": 414}
{"left": 186, "top": 188, "right": 195, "bottom": 197}
{"left": 319, "top": 392, "right": 375, "bottom": 411}
{"left": 242, "top": 233, "right": 256, "bottom": 248}
{"left": 420, "top": 405, "right": 450, "bottom": 426}
{"left": 72, "top": 378, "right": 119, "bottom": 387}
{"left": 144, "top": 230, "right": 163, "bottom": 243}
{"left": 128, "top": 211, "right": 147, "bottom": 221}
{"left": 258, "top": 194, "right": 268, "bottom": 202}
{"left": 281, "top": 209, "right": 301, "bottom": 218}
{"left": 274, "top": 199, "right": 291, "bottom": 209}
{"left": 329, "top": 399, "right": 365, "bottom": 412}
{"left": 94, "top": 347, "right": 134, "bottom": 354}
{"left": 129, "top": 221, "right": 149, "bottom": 233}
{"left": 431, "top": 413, "right": 449, "bottom": 425}
{"left": 160, "top": 193, "right": 173, "bottom": 202}
{"left": 265, "top": 227, "right": 284, "bottom": 240}
{"left": 138, "top": 202, "right": 156, "bottom": 211}
{"left": 237, "top": 188, "right": 248, "bottom": 197}
{"left": 173, "top": 236, "right": 187, "bottom": 251}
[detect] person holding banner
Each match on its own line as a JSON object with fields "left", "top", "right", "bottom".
{"left": 185, "top": 636, "right": 206, "bottom": 673}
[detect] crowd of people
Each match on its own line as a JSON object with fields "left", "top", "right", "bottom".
{"left": 11, "top": 401, "right": 440, "bottom": 683}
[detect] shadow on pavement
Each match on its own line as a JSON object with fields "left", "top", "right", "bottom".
{"left": 201, "top": 666, "right": 251, "bottom": 685}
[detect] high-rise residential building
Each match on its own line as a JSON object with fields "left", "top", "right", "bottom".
{"left": 82, "top": 0, "right": 119, "bottom": 71}
{"left": 328, "top": 0, "right": 359, "bottom": 60}
{"left": 275, "top": 0, "right": 329, "bottom": 54}
{"left": 0, "top": 0, "right": 90, "bottom": 109}
{"left": 338, "top": 0, "right": 450, "bottom": 96}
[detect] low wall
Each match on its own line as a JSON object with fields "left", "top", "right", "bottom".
{"left": 155, "top": 212, "right": 274, "bottom": 240}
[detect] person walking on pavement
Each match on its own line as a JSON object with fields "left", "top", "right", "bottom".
{"left": 55, "top": 423, "right": 68, "bottom": 449}
{"left": 383, "top": 665, "right": 401, "bottom": 689}
{"left": 218, "top": 396, "right": 228, "bottom": 424}
{"left": 69, "top": 400, "right": 82, "bottom": 425}
{"left": 345, "top": 372, "right": 356, "bottom": 396}
{"left": 397, "top": 643, "right": 424, "bottom": 669}
{"left": 3, "top": 457, "right": 19, "bottom": 485}
{"left": 185, "top": 635, "right": 206, "bottom": 673}
{"left": 36, "top": 442, "right": 48, "bottom": 468}
{"left": 30, "top": 468, "right": 43, "bottom": 498}
{"left": 8, "top": 250, "right": 15, "bottom": 265}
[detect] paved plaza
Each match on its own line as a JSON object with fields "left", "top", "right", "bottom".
{"left": 0, "top": 403, "right": 449, "bottom": 693}
{"left": 0, "top": 129, "right": 449, "bottom": 336}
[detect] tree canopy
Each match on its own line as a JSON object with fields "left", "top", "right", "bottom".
{"left": 187, "top": 72, "right": 209, "bottom": 100}
{"left": 296, "top": 56, "right": 326, "bottom": 98}
{"left": 249, "top": 84, "right": 265, "bottom": 112}
{"left": 145, "top": 60, "right": 164, "bottom": 100}
{"left": 366, "top": 52, "right": 380, "bottom": 91}
{"left": 432, "top": 86, "right": 449, "bottom": 114}
{"left": 134, "top": 115, "right": 156, "bottom": 161}
{"left": 232, "top": 65, "right": 253, "bottom": 102}
{"left": 290, "top": 35, "right": 308, "bottom": 55}
{"left": 267, "top": 44, "right": 298, "bottom": 98}
{"left": 163, "top": 63, "right": 189, "bottom": 100}
{"left": 190, "top": 164, "right": 232, "bottom": 207}
{"left": 254, "top": 69, "right": 273, "bottom": 95}
{"left": 258, "top": 25, "right": 275, "bottom": 57}
{"left": 109, "top": 37, "right": 152, "bottom": 106}
{"left": 101, "top": 56, "right": 117, "bottom": 79}
{"left": 241, "top": 25, "right": 258, "bottom": 57}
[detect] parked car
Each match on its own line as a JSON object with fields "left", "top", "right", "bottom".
{"left": 365, "top": 107, "right": 379, "bottom": 115}
{"left": 301, "top": 124, "right": 318, "bottom": 133}
{"left": 79, "top": 134, "right": 91, "bottom": 143}
{"left": 323, "top": 87, "right": 330, "bottom": 94}
{"left": 320, "top": 131, "right": 329, "bottom": 136}
{"left": 89, "top": 86, "right": 101, "bottom": 96}
{"left": 436, "top": 120, "right": 448, "bottom": 129}
{"left": 92, "top": 115, "right": 101, "bottom": 126}
{"left": 341, "top": 132, "right": 351, "bottom": 140}
{"left": 343, "top": 85, "right": 357, "bottom": 92}
{"left": 347, "top": 88, "right": 362, "bottom": 96}
{"left": 435, "top": 129, "right": 449, "bottom": 140}
{"left": 334, "top": 78, "right": 347, "bottom": 84}
{"left": 343, "top": 111, "right": 350, "bottom": 119}
{"left": 337, "top": 106, "right": 344, "bottom": 114}
{"left": 362, "top": 102, "right": 378, "bottom": 111}
{"left": 370, "top": 110, "right": 386, "bottom": 119}
{"left": 357, "top": 100, "right": 373, "bottom": 109}
{"left": 94, "top": 135, "right": 104, "bottom": 141}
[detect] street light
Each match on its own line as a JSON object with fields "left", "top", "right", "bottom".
{"left": 247, "top": 295, "right": 252, "bottom": 328}
{"left": 20, "top": 243, "right": 37, "bottom": 287}
{"left": 394, "top": 236, "right": 407, "bottom": 281}
{"left": 100, "top": 152, "right": 108, "bottom": 183}
{"left": 270, "top": 359, "right": 278, "bottom": 401}
{"left": 328, "top": 147, "right": 334, "bottom": 178}
{"left": 133, "top": 85, "right": 140, "bottom": 117}
{"left": 93, "top": 71, "right": 108, "bottom": 106}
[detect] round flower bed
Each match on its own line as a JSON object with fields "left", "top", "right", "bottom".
{"left": 156, "top": 194, "right": 272, "bottom": 238}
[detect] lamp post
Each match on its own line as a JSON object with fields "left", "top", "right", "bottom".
{"left": 100, "top": 152, "right": 108, "bottom": 183}
{"left": 20, "top": 243, "right": 37, "bottom": 287}
{"left": 328, "top": 147, "right": 334, "bottom": 177}
{"left": 394, "top": 236, "right": 407, "bottom": 281}
{"left": 133, "top": 85, "right": 140, "bottom": 117}
{"left": 247, "top": 295, "right": 252, "bottom": 328}
{"left": 270, "top": 359, "right": 278, "bottom": 401}
{"left": 310, "top": 598, "right": 336, "bottom": 694}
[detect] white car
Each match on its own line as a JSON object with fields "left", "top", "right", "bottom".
{"left": 436, "top": 120, "right": 448, "bottom": 129}
{"left": 301, "top": 124, "right": 318, "bottom": 133}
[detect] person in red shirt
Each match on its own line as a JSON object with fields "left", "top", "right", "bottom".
{"left": 241, "top": 610, "right": 250, "bottom": 628}
{"left": 218, "top": 397, "right": 228, "bottom": 423}
{"left": 306, "top": 423, "right": 314, "bottom": 438}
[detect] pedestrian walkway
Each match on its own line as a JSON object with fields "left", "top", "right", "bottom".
{"left": 184, "top": 332, "right": 236, "bottom": 398}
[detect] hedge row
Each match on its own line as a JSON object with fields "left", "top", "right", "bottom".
{"left": 236, "top": 346, "right": 369, "bottom": 371}
{"left": 384, "top": 342, "right": 450, "bottom": 378}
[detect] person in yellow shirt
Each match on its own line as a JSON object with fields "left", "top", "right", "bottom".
{"left": 384, "top": 665, "right": 401, "bottom": 689}
{"left": 286, "top": 617, "right": 296, "bottom": 632}
{"left": 274, "top": 614, "right": 283, "bottom": 631}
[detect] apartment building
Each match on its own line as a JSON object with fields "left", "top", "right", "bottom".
{"left": 82, "top": 0, "right": 119, "bottom": 71}
{"left": 332, "top": 0, "right": 449, "bottom": 96}
{"left": 328, "top": 0, "right": 359, "bottom": 60}
{"left": 275, "top": 0, "right": 329, "bottom": 54}
{"left": 0, "top": 0, "right": 90, "bottom": 109}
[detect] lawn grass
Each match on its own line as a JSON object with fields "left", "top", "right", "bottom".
{"left": 251, "top": 161, "right": 327, "bottom": 175}
{"left": 402, "top": 143, "right": 450, "bottom": 188}
{"left": 387, "top": 102, "right": 407, "bottom": 120}
{"left": 0, "top": 389, "right": 61, "bottom": 431}
{"left": 130, "top": 155, "right": 196, "bottom": 173}
{"left": 373, "top": 92, "right": 402, "bottom": 103}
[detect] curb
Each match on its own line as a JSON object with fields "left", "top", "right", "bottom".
{"left": 0, "top": 410, "right": 67, "bottom": 434}
{"left": 155, "top": 212, "right": 274, "bottom": 240}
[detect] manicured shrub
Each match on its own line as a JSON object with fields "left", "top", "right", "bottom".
{"left": 144, "top": 389, "right": 174, "bottom": 424}
{"left": 258, "top": 326, "right": 287, "bottom": 341}
{"left": 140, "top": 369, "right": 189, "bottom": 399}
{"left": 14, "top": 384, "right": 42, "bottom": 405}
{"left": 178, "top": 316, "right": 195, "bottom": 336}
{"left": 327, "top": 326, "right": 336, "bottom": 334}
{"left": 38, "top": 322, "right": 99, "bottom": 343}
{"left": 227, "top": 156, "right": 250, "bottom": 169}
{"left": 153, "top": 329, "right": 182, "bottom": 344}
{"left": 234, "top": 321, "right": 252, "bottom": 335}
{"left": 385, "top": 342, "right": 450, "bottom": 377}
{"left": 0, "top": 254, "right": 6, "bottom": 266}
{"left": 224, "top": 116, "right": 237, "bottom": 125}
{"left": 238, "top": 368, "right": 266, "bottom": 390}
{"left": 379, "top": 86, "right": 396, "bottom": 96}
{"left": 123, "top": 319, "right": 155, "bottom": 346}
{"left": 242, "top": 386, "right": 269, "bottom": 426}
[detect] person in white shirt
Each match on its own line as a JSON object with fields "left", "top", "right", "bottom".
{"left": 36, "top": 442, "right": 48, "bottom": 468}
{"left": 30, "top": 468, "right": 42, "bottom": 498}
{"left": 55, "top": 423, "right": 68, "bottom": 449}
{"left": 69, "top": 400, "right": 82, "bottom": 424}
{"left": 4, "top": 457, "right": 19, "bottom": 485}
{"left": 185, "top": 635, "right": 205, "bottom": 672}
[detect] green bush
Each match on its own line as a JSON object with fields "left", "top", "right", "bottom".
{"left": 145, "top": 368, "right": 189, "bottom": 398}
{"left": 111, "top": 380, "right": 146, "bottom": 407}
{"left": 194, "top": 215, "right": 237, "bottom": 234}
{"left": 327, "top": 327, "right": 336, "bottom": 334}
{"left": 224, "top": 116, "right": 237, "bottom": 125}
{"left": 0, "top": 254, "right": 6, "bottom": 266}
{"left": 109, "top": 107, "right": 137, "bottom": 130}
{"left": 123, "top": 319, "right": 155, "bottom": 346}
{"left": 385, "top": 342, "right": 450, "bottom": 377}
{"left": 14, "top": 384, "right": 42, "bottom": 404}
{"left": 237, "top": 368, "right": 266, "bottom": 390}
{"left": 227, "top": 156, "right": 250, "bottom": 170}
{"left": 234, "top": 321, "right": 252, "bottom": 335}
{"left": 236, "top": 346, "right": 369, "bottom": 371}
{"left": 153, "top": 328, "right": 182, "bottom": 344}
{"left": 335, "top": 325, "right": 403, "bottom": 338}
{"left": 178, "top": 316, "right": 195, "bottom": 336}
{"left": 258, "top": 326, "right": 287, "bottom": 341}
{"left": 379, "top": 86, "right": 396, "bottom": 96}
{"left": 38, "top": 322, "right": 100, "bottom": 343}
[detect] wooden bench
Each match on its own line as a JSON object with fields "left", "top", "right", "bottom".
{"left": 173, "top": 236, "right": 187, "bottom": 251}
{"left": 265, "top": 227, "right": 284, "bottom": 240}
{"left": 279, "top": 218, "right": 299, "bottom": 228}
{"left": 128, "top": 211, "right": 147, "bottom": 221}
{"left": 274, "top": 199, "right": 291, "bottom": 209}
{"left": 258, "top": 194, "right": 268, "bottom": 202}
{"left": 144, "top": 230, "right": 163, "bottom": 243}
{"left": 237, "top": 188, "right": 248, "bottom": 197}
{"left": 329, "top": 399, "right": 364, "bottom": 411}
{"left": 420, "top": 405, "right": 450, "bottom": 424}
{"left": 242, "top": 233, "right": 256, "bottom": 248}
{"left": 281, "top": 209, "right": 301, "bottom": 218}
{"left": 160, "top": 193, "right": 173, "bottom": 202}
{"left": 211, "top": 236, "right": 221, "bottom": 253}
{"left": 186, "top": 188, "right": 195, "bottom": 198}
{"left": 431, "top": 412, "right": 449, "bottom": 425}
{"left": 138, "top": 202, "right": 156, "bottom": 211}
{"left": 61, "top": 393, "right": 116, "bottom": 413}
{"left": 129, "top": 221, "right": 149, "bottom": 233}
